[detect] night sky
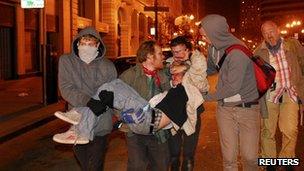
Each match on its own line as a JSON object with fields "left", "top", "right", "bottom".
{"left": 200, "top": 0, "right": 241, "bottom": 30}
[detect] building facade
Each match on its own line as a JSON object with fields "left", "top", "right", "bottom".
{"left": 260, "top": 0, "right": 304, "bottom": 42}
{"left": 0, "top": 0, "right": 182, "bottom": 80}
{"left": 239, "top": 0, "right": 262, "bottom": 47}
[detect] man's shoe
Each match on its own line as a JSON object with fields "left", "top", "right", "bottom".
{"left": 52, "top": 129, "right": 89, "bottom": 145}
{"left": 170, "top": 157, "right": 180, "bottom": 171}
{"left": 54, "top": 110, "right": 81, "bottom": 125}
{"left": 181, "top": 159, "right": 194, "bottom": 171}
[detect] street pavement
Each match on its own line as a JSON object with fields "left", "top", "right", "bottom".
{"left": 0, "top": 77, "right": 43, "bottom": 118}
{"left": 0, "top": 75, "right": 304, "bottom": 170}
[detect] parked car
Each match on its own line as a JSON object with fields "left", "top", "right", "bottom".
{"left": 109, "top": 55, "right": 137, "bottom": 75}
{"left": 162, "top": 47, "right": 173, "bottom": 59}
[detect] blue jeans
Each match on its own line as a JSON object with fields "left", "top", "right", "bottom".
{"left": 73, "top": 79, "right": 154, "bottom": 140}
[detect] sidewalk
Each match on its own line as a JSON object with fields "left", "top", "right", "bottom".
{"left": 0, "top": 76, "right": 65, "bottom": 143}
{"left": 0, "top": 77, "right": 43, "bottom": 117}
{"left": 1, "top": 75, "right": 303, "bottom": 170}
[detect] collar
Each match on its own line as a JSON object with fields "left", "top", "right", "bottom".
{"left": 260, "top": 38, "right": 292, "bottom": 53}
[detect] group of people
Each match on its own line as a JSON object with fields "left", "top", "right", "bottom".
{"left": 52, "top": 14, "right": 304, "bottom": 171}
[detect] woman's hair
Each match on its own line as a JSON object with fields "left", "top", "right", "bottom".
{"left": 136, "top": 40, "right": 156, "bottom": 63}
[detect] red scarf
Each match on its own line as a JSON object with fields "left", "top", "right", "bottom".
{"left": 142, "top": 65, "right": 161, "bottom": 87}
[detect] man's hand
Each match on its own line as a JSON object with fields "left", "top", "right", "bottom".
{"left": 87, "top": 98, "right": 107, "bottom": 116}
{"left": 98, "top": 90, "right": 114, "bottom": 108}
{"left": 121, "top": 108, "right": 145, "bottom": 124}
{"left": 170, "top": 65, "right": 187, "bottom": 74}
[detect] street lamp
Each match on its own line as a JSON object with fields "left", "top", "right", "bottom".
{"left": 280, "top": 30, "right": 288, "bottom": 34}
{"left": 189, "top": 15, "right": 194, "bottom": 20}
{"left": 286, "top": 23, "right": 291, "bottom": 28}
{"left": 297, "top": 21, "right": 301, "bottom": 25}
{"left": 150, "top": 27, "right": 156, "bottom": 35}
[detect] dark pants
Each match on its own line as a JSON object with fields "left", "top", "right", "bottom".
{"left": 74, "top": 135, "right": 108, "bottom": 171}
{"left": 126, "top": 134, "right": 170, "bottom": 171}
{"left": 168, "top": 115, "right": 201, "bottom": 162}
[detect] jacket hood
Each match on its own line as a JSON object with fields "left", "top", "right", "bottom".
{"left": 200, "top": 14, "right": 242, "bottom": 50}
{"left": 71, "top": 26, "right": 106, "bottom": 60}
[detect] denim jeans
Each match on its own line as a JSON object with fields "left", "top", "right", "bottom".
{"left": 126, "top": 134, "right": 170, "bottom": 171}
{"left": 168, "top": 114, "right": 201, "bottom": 162}
{"left": 74, "top": 79, "right": 155, "bottom": 140}
{"left": 74, "top": 135, "right": 108, "bottom": 171}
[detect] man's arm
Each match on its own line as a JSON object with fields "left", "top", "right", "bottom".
{"left": 184, "top": 50, "right": 209, "bottom": 93}
{"left": 204, "top": 50, "right": 249, "bottom": 101}
{"left": 58, "top": 55, "right": 91, "bottom": 107}
{"left": 206, "top": 46, "right": 219, "bottom": 75}
{"left": 292, "top": 39, "right": 304, "bottom": 109}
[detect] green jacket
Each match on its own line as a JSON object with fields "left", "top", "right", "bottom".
{"left": 119, "top": 64, "right": 171, "bottom": 142}
{"left": 119, "top": 64, "right": 171, "bottom": 100}
{"left": 254, "top": 38, "right": 304, "bottom": 118}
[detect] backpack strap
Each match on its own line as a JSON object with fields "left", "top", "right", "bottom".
{"left": 216, "top": 52, "right": 227, "bottom": 71}
{"left": 226, "top": 44, "right": 253, "bottom": 57}
{"left": 217, "top": 44, "right": 252, "bottom": 70}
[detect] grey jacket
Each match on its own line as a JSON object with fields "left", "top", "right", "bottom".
{"left": 201, "top": 14, "right": 258, "bottom": 105}
{"left": 58, "top": 27, "right": 117, "bottom": 136}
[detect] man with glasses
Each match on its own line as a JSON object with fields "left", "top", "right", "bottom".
{"left": 168, "top": 36, "right": 209, "bottom": 171}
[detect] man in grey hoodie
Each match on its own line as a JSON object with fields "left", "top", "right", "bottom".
{"left": 199, "top": 14, "right": 260, "bottom": 170}
{"left": 57, "top": 27, "right": 117, "bottom": 170}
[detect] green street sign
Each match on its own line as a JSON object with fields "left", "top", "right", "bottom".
{"left": 21, "top": 0, "right": 44, "bottom": 8}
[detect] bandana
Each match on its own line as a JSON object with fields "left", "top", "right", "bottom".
{"left": 142, "top": 65, "right": 161, "bottom": 87}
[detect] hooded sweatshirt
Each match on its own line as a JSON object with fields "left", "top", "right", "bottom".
{"left": 201, "top": 14, "right": 258, "bottom": 105}
{"left": 58, "top": 27, "right": 117, "bottom": 135}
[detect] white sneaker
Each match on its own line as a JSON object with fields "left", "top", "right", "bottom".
{"left": 52, "top": 129, "right": 89, "bottom": 145}
{"left": 54, "top": 110, "right": 81, "bottom": 125}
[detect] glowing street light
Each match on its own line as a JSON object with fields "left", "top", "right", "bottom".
{"left": 280, "top": 30, "right": 287, "bottom": 34}
{"left": 198, "top": 40, "right": 206, "bottom": 46}
{"left": 189, "top": 15, "right": 194, "bottom": 20}
{"left": 297, "top": 21, "right": 301, "bottom": 25}
{"left": 150, "top": 27, "right": 156, "bottom": 35}
{"left": 301, "top": 29, "right": 304, "bottom": 34}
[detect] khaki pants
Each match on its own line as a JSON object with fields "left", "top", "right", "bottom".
{"left": 261, "top": 92, "right": 299, "bottom": 158}
{"left": 217, "top": 105, "right": 260, "bottom": 171}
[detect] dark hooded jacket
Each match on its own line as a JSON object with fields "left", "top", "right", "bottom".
{"left": 58, "top": 27, "right": 117, "bottom": 135}
{"left": 201, "top": 14, "right": 258, "bottom": 105}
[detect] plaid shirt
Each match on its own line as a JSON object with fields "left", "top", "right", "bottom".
{"left": 268, "top": 43, "right": 298, "bottom": 104}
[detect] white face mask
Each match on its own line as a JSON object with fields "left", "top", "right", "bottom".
{"left": 78, "top": 45, "right": 99, "bottom": 64}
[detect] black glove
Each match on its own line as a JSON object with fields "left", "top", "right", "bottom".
{"left": 87, "top": 98, "right": 107, "bottom": 117}
{"left": 98, "top": 90, "right": 114, "bottom": 108}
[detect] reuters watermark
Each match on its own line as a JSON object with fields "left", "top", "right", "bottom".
{"left": 258, "top": 158, "right": 300, "bottom": 166}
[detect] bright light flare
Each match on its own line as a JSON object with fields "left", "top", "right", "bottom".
{"left": 280, "top": 30, "right": 287, "bottom": 34}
